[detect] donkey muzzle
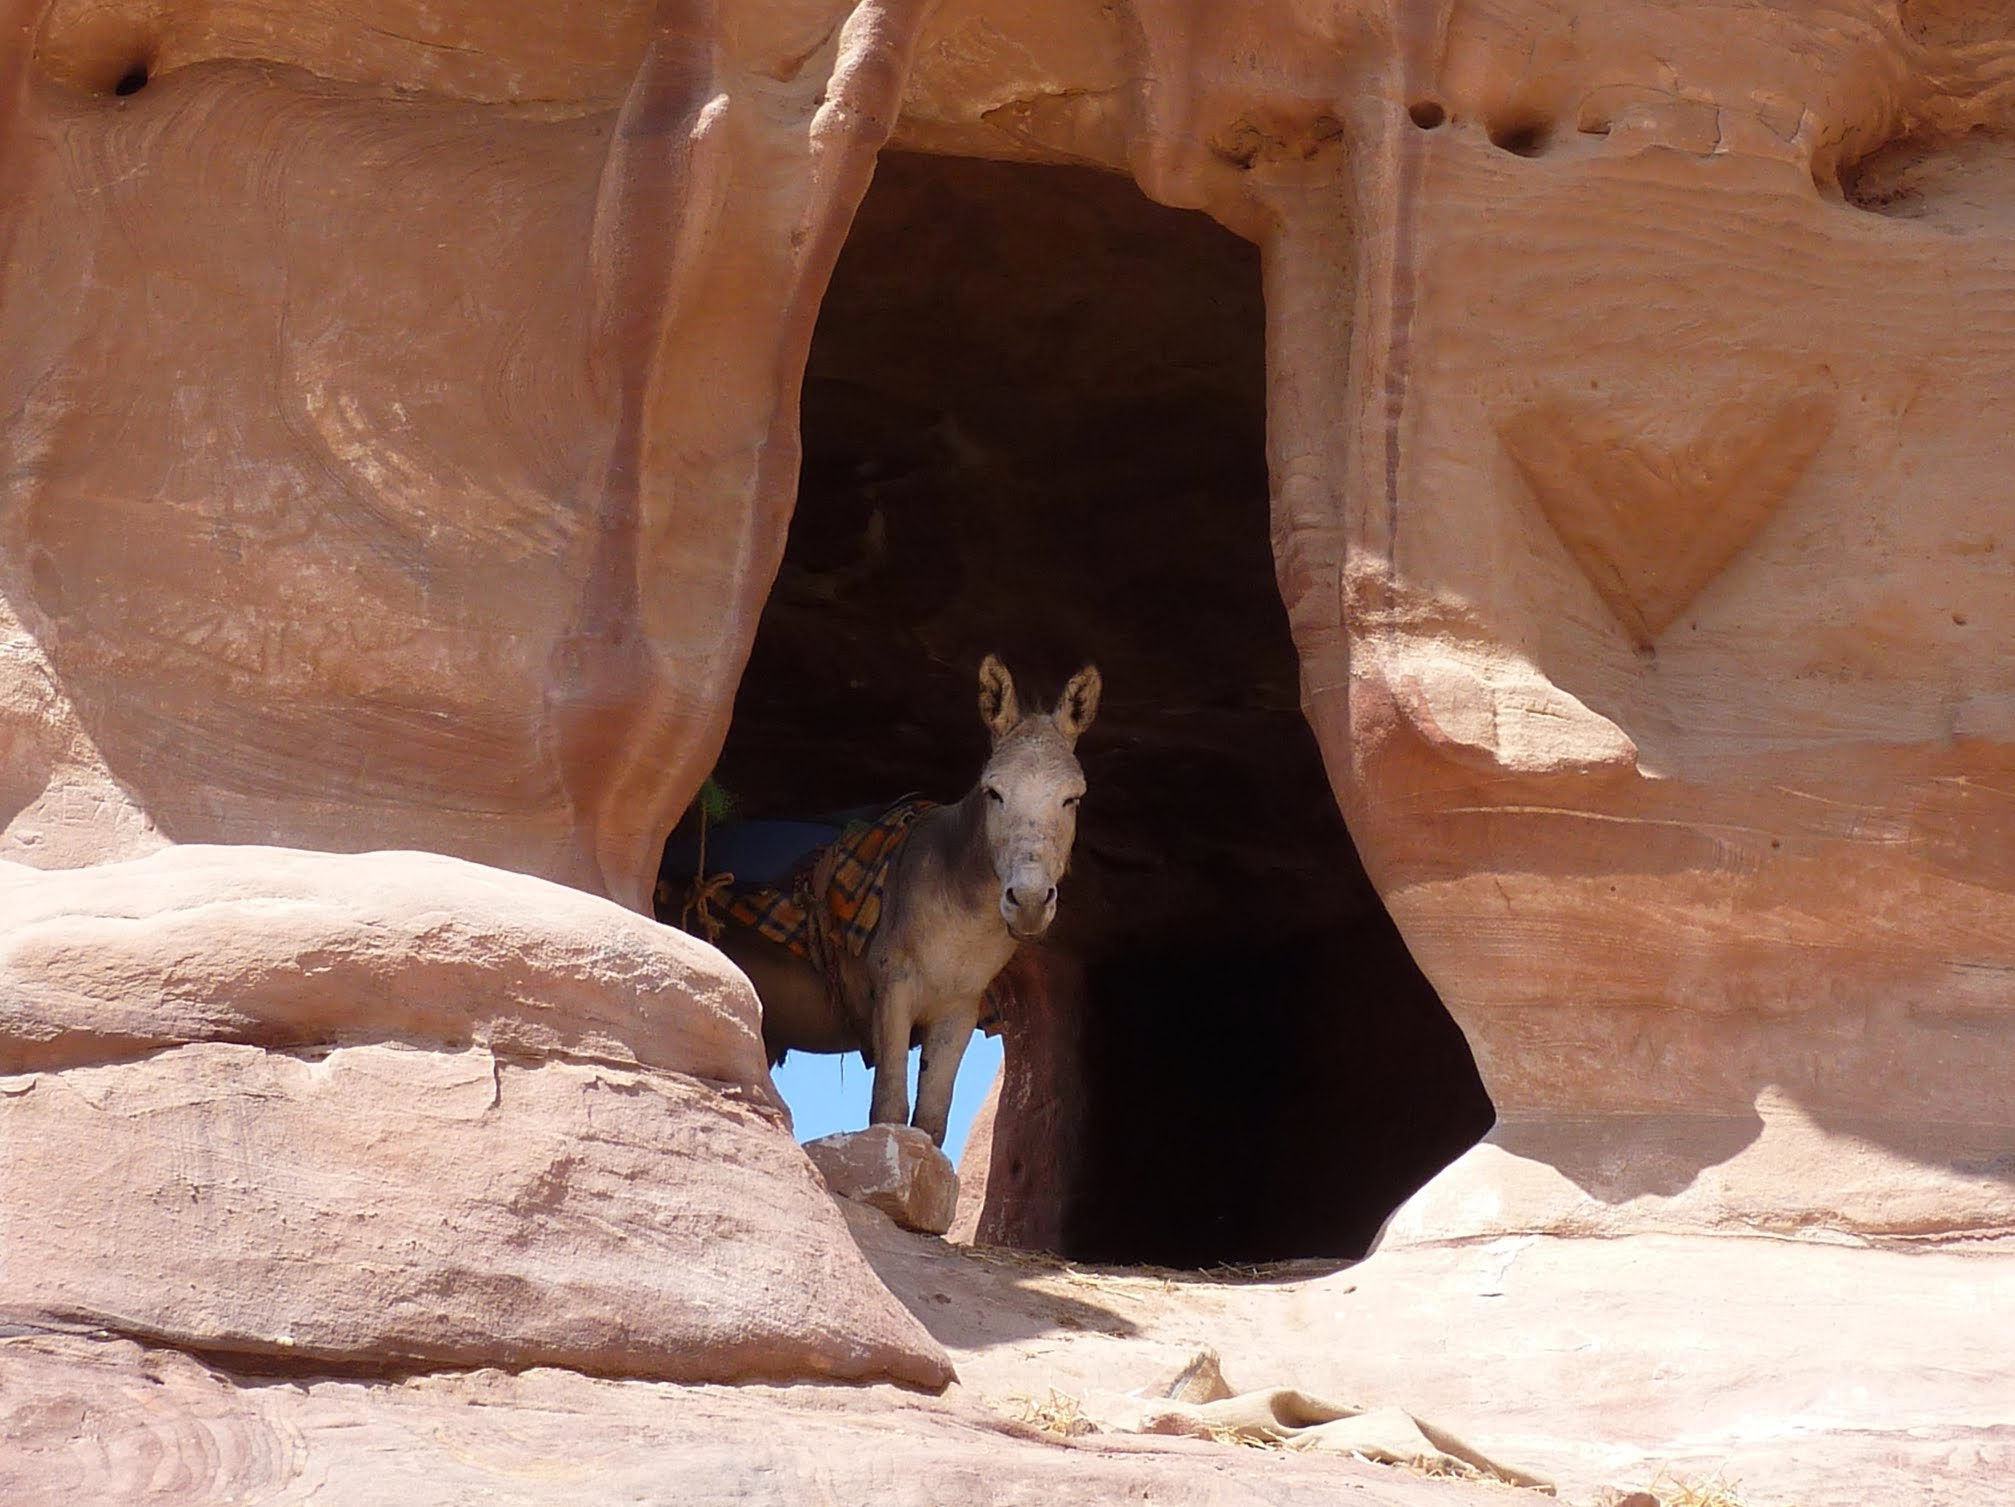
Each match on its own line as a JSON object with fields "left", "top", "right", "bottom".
{"left": 1000, "top": 879, "right": 1058, "bottom": 939}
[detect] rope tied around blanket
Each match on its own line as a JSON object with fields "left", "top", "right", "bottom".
{"left": 677, "top": 779, "right": 737, "bottom": 944}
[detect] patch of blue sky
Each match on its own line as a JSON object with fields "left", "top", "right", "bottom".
{"left": 769, "top": 1032, "right": 1002, "bottom": 1168}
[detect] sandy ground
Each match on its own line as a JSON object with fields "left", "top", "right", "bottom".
{"left": 851, "top": 1205, "right": 2015, "bottom": 1506}
{"left": 6, "top": 1201, "right": 2008, "bottom": 1505}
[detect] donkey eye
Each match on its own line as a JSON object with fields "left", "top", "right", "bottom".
{"left": 985, "top": 787, "right": 1004, "bottom": 804}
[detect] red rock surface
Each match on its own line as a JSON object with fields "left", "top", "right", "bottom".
{"left": 0, "top": 0, "right": 933, "bottom": 907}
{"left": 1, "top": 1, "right": 2013, "bottom": 1501}
{"left": 0, "top": 846, "right": 951, "bottom": 1389}
{"left": 6, "top": 0, "right": 2006, "bottom": 1243}
{"left": 892, "top": 0, "right": 2015, "bottom": 1249}
{"left": 0, "top": 845, "right": 770, "bottom": 1081}
{"left": 11, "top": 1212, "right": 2007, "bottom": 1506}
{"left": 0, "top": 1328, "right": 1510, "bottom": 1507}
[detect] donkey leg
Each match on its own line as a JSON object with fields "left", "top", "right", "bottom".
{"left": 868, "top": 974, "right": 918, "bottom": 1128}
{"left": 913, "top": 1005, "right": 980, "bottom": 1148}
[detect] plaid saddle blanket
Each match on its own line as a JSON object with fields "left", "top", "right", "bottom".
{"left": 722, "top": 796, "right": 1015, "bottom": 1030}
{"left": 726, "top": 796, "right": 933, "bottom": 962}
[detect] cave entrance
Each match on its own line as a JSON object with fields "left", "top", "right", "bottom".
{"left": 665, "top": 151, "right": 1492, "bottom": 1266}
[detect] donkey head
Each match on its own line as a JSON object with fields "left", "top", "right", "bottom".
{"left": 975, "top": 654, "right": 1101, "bottom": 940}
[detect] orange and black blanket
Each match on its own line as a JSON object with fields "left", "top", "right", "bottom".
{"left": 725, "top": 797, "right": 931, "bottom": 962}
{"left": 719, "top": 797, "right": 1013, "bottom": 1032}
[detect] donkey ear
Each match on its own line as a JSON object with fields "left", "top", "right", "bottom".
{"left": 1055, "top": 664, "right": 1102, "bottom": 744}
{"left": 978, "top": 654, "right": 1021, "bottom": 740}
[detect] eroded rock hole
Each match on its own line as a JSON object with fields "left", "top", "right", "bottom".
{"left": 1408, "top": 101, "right": 1447, "bottom": 131}
{"left": 669, "top": 152, "right": 1491, "bottom": 1266}
{"left": 112, "top": 64, "right": 150, "bottom": 96}
{"left": 1489, "top": 117, "right": 1550, "bottom": 157}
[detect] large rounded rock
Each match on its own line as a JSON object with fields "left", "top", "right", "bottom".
{"left": 0, "top": 846, "right": 952, "bottom": 1389}
{"left": 0, "top": 845, "right": 776, "bottom": 1082}
{"left": 0, "top": 845, "right": 771, "bottom": 1082}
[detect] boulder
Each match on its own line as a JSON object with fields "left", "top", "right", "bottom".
{"left": 0, "top": 845, "right": 773, "bottom": 1084}
{"left": 0, "top": 846, "right": 952, "bottom": 1390}
{"left": 806, "top": 1125, "right": 959, "bottom": 1236}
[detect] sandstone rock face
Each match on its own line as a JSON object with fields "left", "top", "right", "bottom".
{"left": 3, "top": 0, "right": 2015, "bottom": 1498}
{"left": 957, "top": 953, "right": 1082, "bottom": 1253}
{"left": 946, "top": 1077, "right": 999, "bottom": 1244}
{"left": 0, "top": 1330, "right": 1504, "bottom": 1507}
{"left": 891, "top": 0, "right": 2015, "bottom": 1247}
{"left": 9, "top": 1199, "right": 2008, "bottom": 1507}
{"left": 0, "top": 0, "right": 935, "bottom": 907}
{"left": 806, "top": 1125, "right": 958, "bottom": 1235}
{"left": 6, "top": 0, "right": 2006, "bottom": 1249}
{"left": 0, "top": 846, "right": 952, "bottom": 1389}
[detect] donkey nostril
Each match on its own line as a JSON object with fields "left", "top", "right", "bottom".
{"left": 1004, "top": 887, "right": 1020, "bottom": 908}
{"left": 1043, "top": 887, "right": 1057, "bottom": 906}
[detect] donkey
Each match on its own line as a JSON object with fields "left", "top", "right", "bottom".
{"left": 719, "top": 656, "right": 1100, "bottom": 1146}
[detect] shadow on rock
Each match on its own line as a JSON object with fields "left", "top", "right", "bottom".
{"left": 1492, "top": 1109, "right": 1766, "bottom": 1202}
{"left": 842, "top": 1203, "right": 1142, "bottom": 1349}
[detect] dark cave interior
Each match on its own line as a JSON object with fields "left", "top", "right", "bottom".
{"left": 660, "top": 151, "right": 1493, "bottom": 1266}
